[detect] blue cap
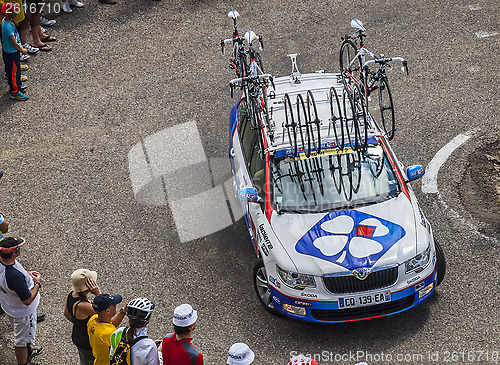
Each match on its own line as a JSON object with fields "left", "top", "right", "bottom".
{"left": 92, "top": 294, "right": 122, "bottom": 312}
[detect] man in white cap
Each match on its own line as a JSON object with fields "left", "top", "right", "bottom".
{"left": 159, "top": 304, "right": 204, "bottom": 365}
{"left": 227, "top": 343, "right": 254, "bottom": 365}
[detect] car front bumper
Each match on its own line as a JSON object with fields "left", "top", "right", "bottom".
{"left": 268, "top": 266, "right": 437, "bottom": 323}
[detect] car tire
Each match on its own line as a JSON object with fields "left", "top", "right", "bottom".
{"left": 253, "top": 259, "right": 278, "bottom": 314}
{"left": 435, "top": 240, "right": 446, "bottom": 287}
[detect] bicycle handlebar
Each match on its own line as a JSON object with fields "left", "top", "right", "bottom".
{"left": 229, "top": 73, "right": 274, "bottom": 86}
{"left": 229, "top": 74, "right": 275, "bottom": 98}
{"left": 220, "top": 36, "right": 245, "bottom": 55}
{"left": 365, "top": 57, "right": 409, "bottom": 74}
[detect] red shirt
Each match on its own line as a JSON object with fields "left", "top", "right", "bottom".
{"left": 161, "top": 333, "right": 204, "bottom": 365}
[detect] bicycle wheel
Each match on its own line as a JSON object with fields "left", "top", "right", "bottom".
{"left": 255, "top": 52, "right": 264, "bottom": 73}
{"left": 237, "top": 52, "right": 248, "bottom": 78}
{"left": 296, "top": 94, "right": 310, "bottom": 157}
{"left": 284, "top": 93, "right": 297, "bottom": 157}
{"left": 341, "top": 87, "right": 352, "bottom": 151}
{"left": 329, "top": 87, "right": 344, "bottom": 150}
{"left": 352, "top": 83, "right": 367, "bottom": 151}
{"left": 250, "top": 97, "right": 265, "bottom": 159}
{"left": 378, "top": 77, "right": 395, "bottom": 140}
{"left": 339, "top": 39, "right": 362, "bottom": 86}
{"left": 306, "top": 90, "right": 321, "bottom": 155}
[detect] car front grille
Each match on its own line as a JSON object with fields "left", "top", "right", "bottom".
{"left": 310, "top": 294, "right": 415, "bottom": 322}
{"left": 322, "top": 266, "right": 398, "bottom": 294}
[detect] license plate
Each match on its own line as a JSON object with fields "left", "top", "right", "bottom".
{"left": 338, "top": 291, "right": 391, "bottom": 309}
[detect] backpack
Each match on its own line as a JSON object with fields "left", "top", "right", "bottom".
{"left": 110, "top": 327, "right": 147, "bottom": 365}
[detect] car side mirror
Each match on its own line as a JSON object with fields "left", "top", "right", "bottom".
{"left": 238, "top": 187, "right": 262, "bottom": 203}
{"left": 406, "top": 165, "right": 425, "bottom": 182}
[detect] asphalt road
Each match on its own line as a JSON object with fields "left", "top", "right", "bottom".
{"left": 0, "top": 0, "right": 499, "bottom": 364}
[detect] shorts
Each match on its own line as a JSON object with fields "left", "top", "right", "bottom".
{"left": 77, "top": 347, "right": 95, "bottom": 365}
{"left": 7, "top": 311, "right": 37, "bottom": 347}
{"left": 0, "top": 0, "right": 25, "bottom": 23}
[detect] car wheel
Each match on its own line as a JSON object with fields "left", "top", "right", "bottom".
{"left": 253, "top": 260, "right": 277, "bottom": 314}
{"left": 435, "top": 240, "right": 446, "bottom": 287}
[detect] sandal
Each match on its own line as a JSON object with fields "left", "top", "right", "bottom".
{"left": 34, "top": 43, "right": 52, "bottom": 52}
{"left": 40, "top": 35, "right": 56, "bottom": 42}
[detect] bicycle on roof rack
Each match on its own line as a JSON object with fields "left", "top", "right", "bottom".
{"left": 328, "top": 79, "right": 368, "bottom": 153}
{"left": 283, "top": 90, "right": 322, "bottom": 159}
{"left": 226, "top": 26, "right": 274, "bottom": 159}
{"left": 339, "top": 18, "right": 409, "bottom": 141}
{"left": 221, "top": 10, "right": 264, "bottom": 78}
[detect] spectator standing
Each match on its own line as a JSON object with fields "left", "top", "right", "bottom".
{"left": 1, "top": 2, "right": 28, "bottom": 100}
{"left": 0, "top": 179, "right": 8, "bottom": 316}
{"left": 0, "top": 236, "right": 43, "bottom": 365}
{"left": 109, "top": 297, "right": 159, "bottom": 365}
{"left": 227, "top": 343, "right": 254, "bottom": 365}
{"left": 160, "top": 304, "right": 204, "bottom": 365}
{"left": 87, "top": 293, "right": 127, "bottom": 365}
{"left": 64, "top": 269, "right": 101, "bottom": 365}
{"left": 61, "top": 0, "right": 83, "bottom": 14}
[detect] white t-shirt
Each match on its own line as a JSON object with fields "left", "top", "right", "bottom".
{"left": 0, "top": 260, "right": 39, "bottom": 317}
{"left": 110, "top": 326, "right": 159, "bottom": 365}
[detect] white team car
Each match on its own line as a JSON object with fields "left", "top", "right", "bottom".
{"left": 228, "top": 61, "right": 445, "bottom": 323}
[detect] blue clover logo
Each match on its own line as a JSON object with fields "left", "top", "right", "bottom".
{"left": 295, "top": 210, "right": 406, "bottom": 270}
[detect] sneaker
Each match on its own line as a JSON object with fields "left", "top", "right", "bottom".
{"left": 9, "top": 91, "right": 29, "bottom": 101}
{"left": 22, "top": 43, "right": 39, "bottom": 54}
{"left": 21, "top": 64, "right": 28, "bottom": 71}
{"left": 21, "top": 84, "right": 27, "bottom": 91}
{"left": 41, "top": 27, "right": 47, "bottom": 33}
{"left": 68, "top": 0, "right": 84, "bottom": 7}
{"left": 20, "top": 54, "right": 30, "bottom": 61}
{"left": 27, "top": 345, "right": 43, "bottom": 362}
{"left": 40, "top": 16, "right": 56, "bottom": 26}
{"left": 61, "top": 2, "right": 72, "bottom": 12}
{"left": 21, "top": 75, "right": 27, "bottom": 82}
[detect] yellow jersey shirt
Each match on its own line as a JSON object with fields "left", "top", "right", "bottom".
{"left": 87, "top": 314, "right": 117, "bottom": 365}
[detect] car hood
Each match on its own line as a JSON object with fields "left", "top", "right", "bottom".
{"left": 269, "top": 194, "right": 418, "bottom": 275}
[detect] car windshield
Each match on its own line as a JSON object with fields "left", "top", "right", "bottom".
{"left": 270, "top": 145, "right": 400, "bottom": 212}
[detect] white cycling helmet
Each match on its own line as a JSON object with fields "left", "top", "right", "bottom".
{"left": 126, "top": 297, "right": 155, "bottom": 321}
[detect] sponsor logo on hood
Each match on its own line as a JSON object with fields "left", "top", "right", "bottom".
{"left": 295, "top": 210, "right": 405, "bottom": 270}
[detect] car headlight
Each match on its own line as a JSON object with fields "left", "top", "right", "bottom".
{"left": 405, "top": 244, "right": 431, "bottom": 274}
{"left": 276, "top": 264, "right": 316, "bottom": 289}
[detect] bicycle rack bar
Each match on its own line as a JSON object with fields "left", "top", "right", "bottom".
{"left": 287, "top": 53, "right": 301, "bottom": 84}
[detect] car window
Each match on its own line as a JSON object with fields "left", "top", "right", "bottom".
{"left": 270, "top": 145, "right": 400, "bottom": 212}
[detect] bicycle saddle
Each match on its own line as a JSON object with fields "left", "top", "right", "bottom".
{"left": 228, "top": 10, "right": 239, "bottom": 20}
{"left": 245, "top": 30, "right": 258, "bottom": 45}
{"left": 350, "top": 18, "right": 365, "bottom": 32}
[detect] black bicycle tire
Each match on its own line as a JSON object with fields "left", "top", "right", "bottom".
{"left": 329, "top": 87, "right": 344, "bottom": 150}
{"left": 284, "top": 93, "right": 297, "bottom": 157}
{"left": 255, "top": 52, "right": 264, "bottom": 73}
{"left": 352, "top": 83, "right": 368, "bottom": 151}
{"left": 329, "top": 155, "right": 342, "bottom": 194}
{"left": 306, "top": 90, "right": 321, "bottom": 154}
{"left": 345, "top": 85, "right": 360, "bottom": 151}
{"left": 296, "top": 94, "right": 310, "bottom": 157}
{"left": 339, "top": 39, "right": 363, "bottom": 86}
{"left": 341, "top": 87, "right": 351, "bottom": 151}
{"left": 251, "top": 97, "right": 265, "bottom": 159}
{"left": 238, "top": 51, "right": 248, "bottom": 78}
{"left": 378, "top": 77, "right": 395, "bottom": 140}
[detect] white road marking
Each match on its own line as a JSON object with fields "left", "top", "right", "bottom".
{"left": 475, "top": 31, "right": 498, "bottom": 38}
{"left": 421, "top": 134, "right": 470, "bottom": 194}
